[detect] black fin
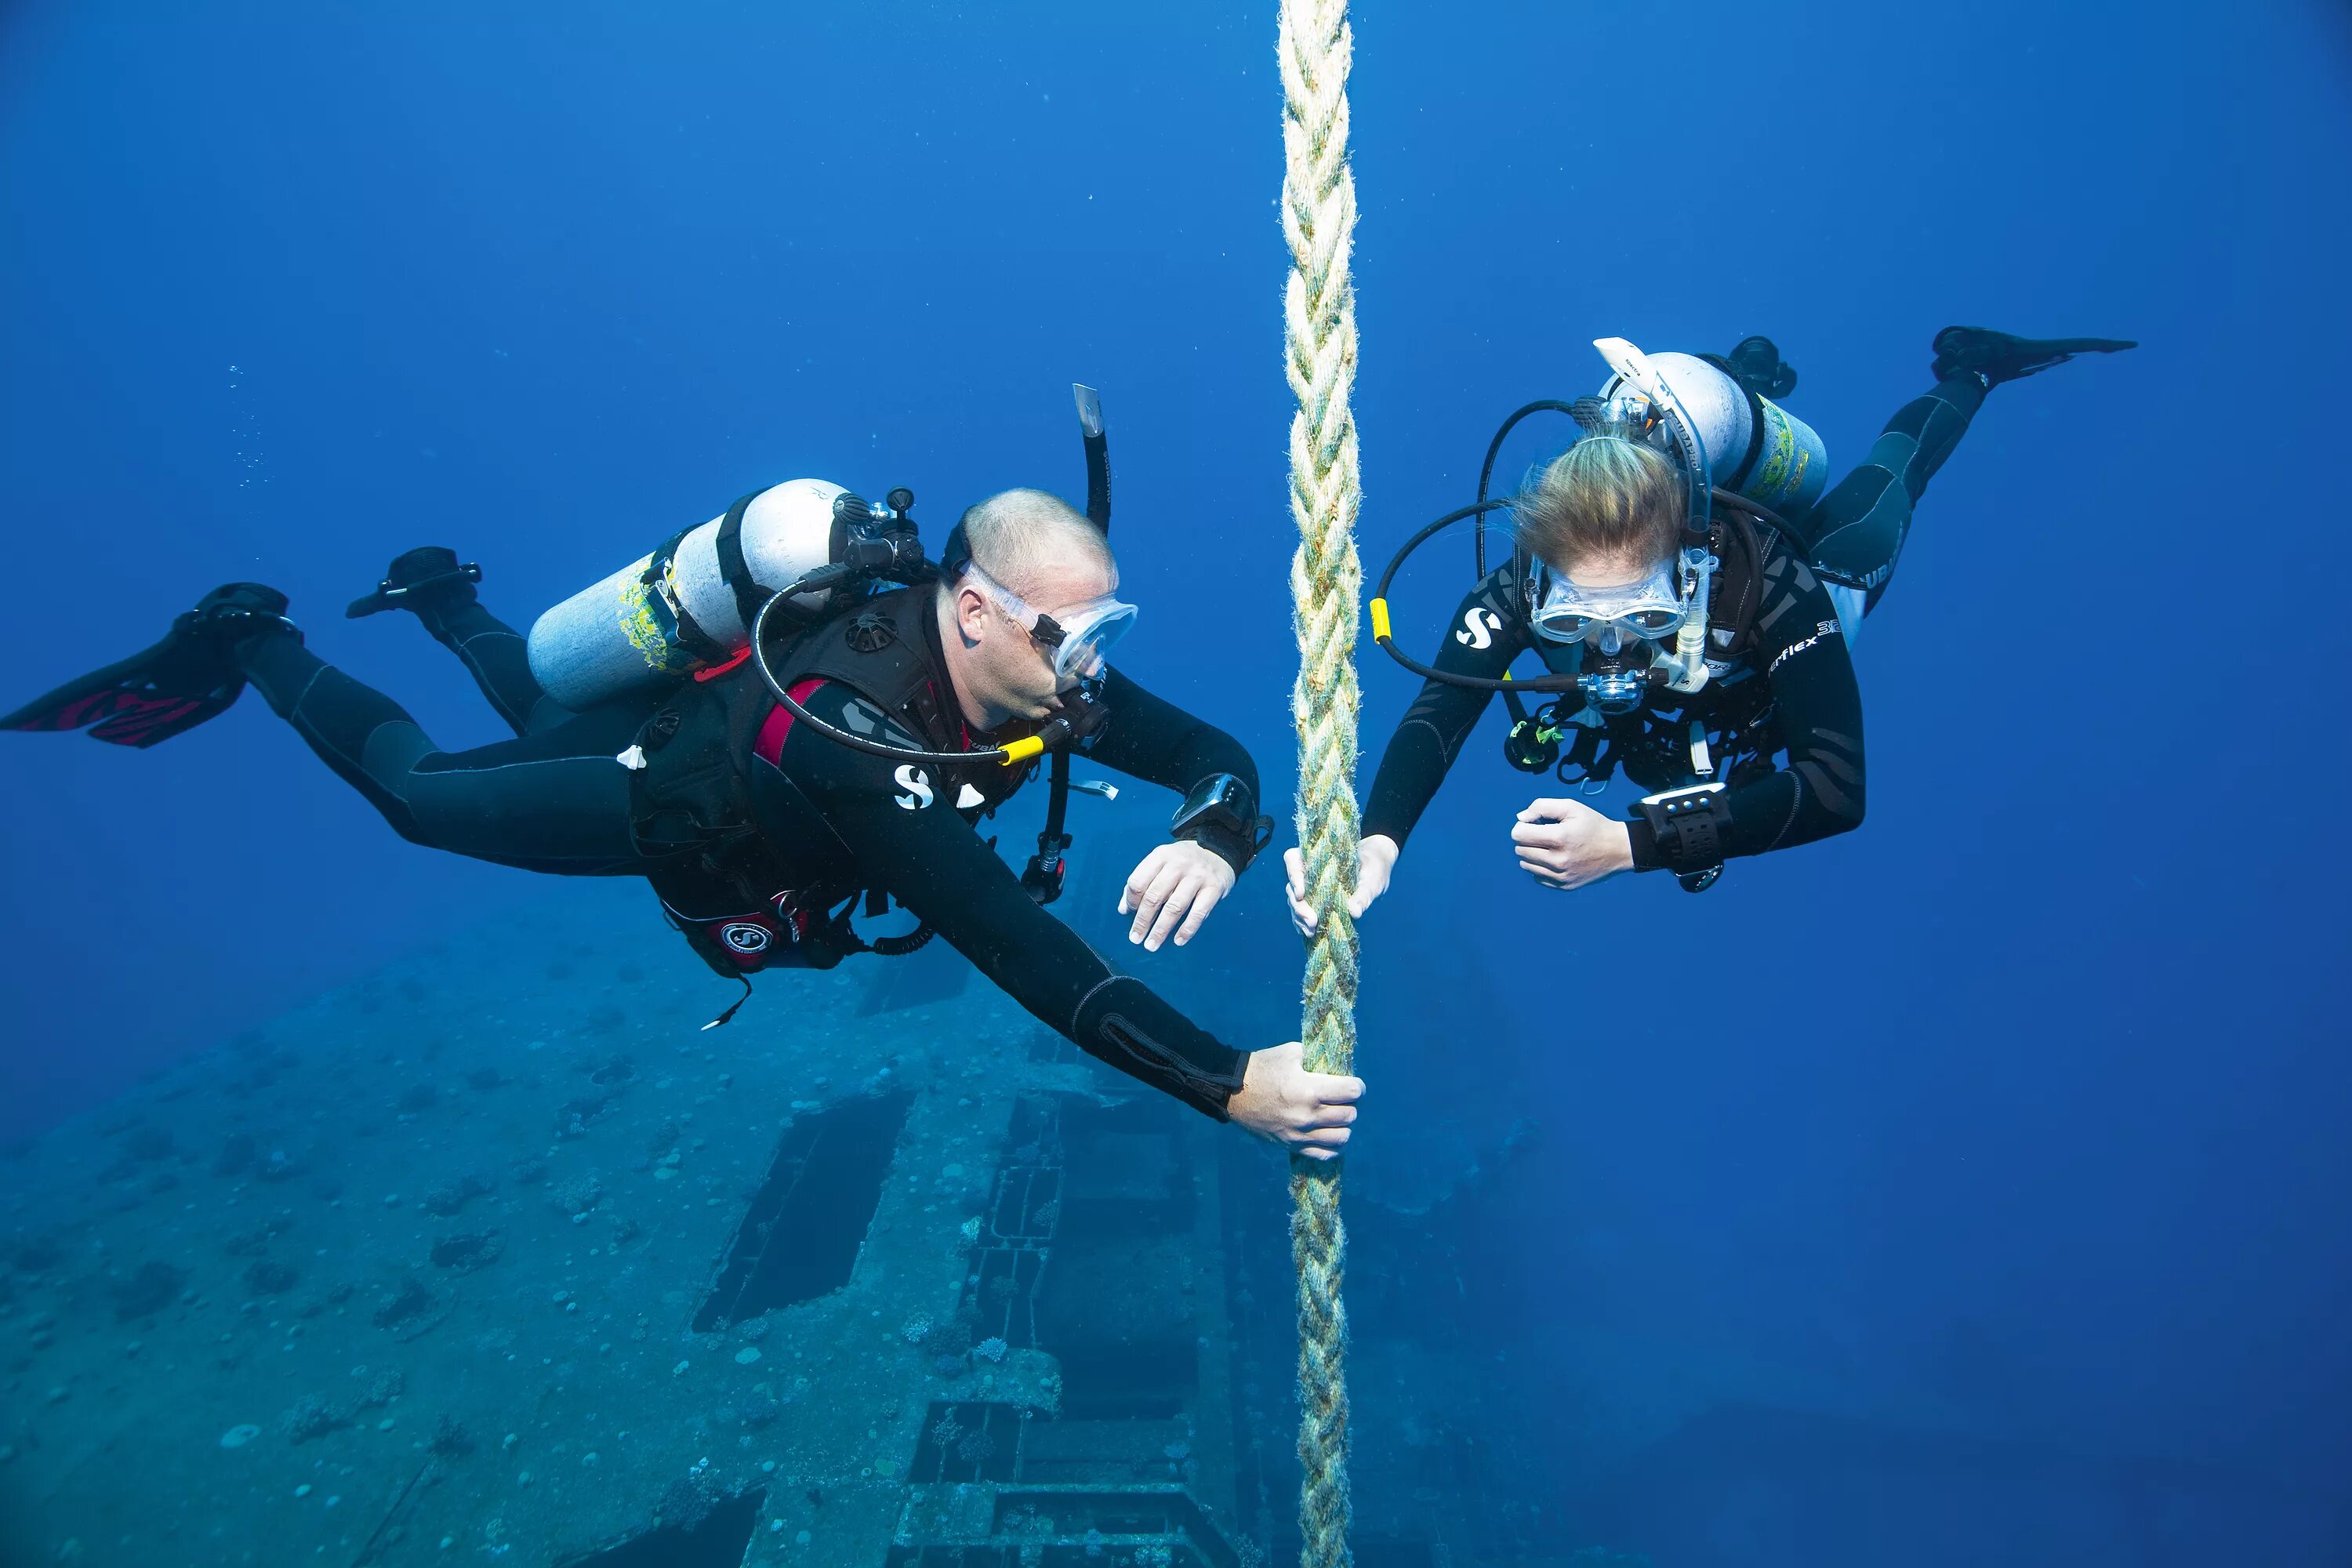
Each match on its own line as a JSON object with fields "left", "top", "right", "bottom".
{"left": 347, "top": 547, "right": 481, "bottom": 619}
{"left": 1, "top": 584, "right": 293, "bottom": 749}
{"left": 1932, "top": 325, "right": 2137, "bottom": 386}
{"left": 1726, "top": 335, "right": 1799, "bottom": 399}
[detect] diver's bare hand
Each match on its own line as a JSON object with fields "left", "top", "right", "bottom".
{"left": 1283, "top": 833, "right": 1398, "bottom": 936}
{"left": 1512, "top": 797, "right": 1634, "bottom": 891}
{"left": 1119, "top": 840, "right": 1236, "bottom": 951}
{"left": 1226, "top": 1042, "right": 1362, "bottom": 1161}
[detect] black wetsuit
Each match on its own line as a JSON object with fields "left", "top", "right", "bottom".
{"left": 230, "top": 586, "right": 1258, "bottom": 1118}
{"left": 1796, "top": 370, "right": 1987, "bottom": 606}
{"left": 1362, "top": 358, "right": 1998, "bottom": 874}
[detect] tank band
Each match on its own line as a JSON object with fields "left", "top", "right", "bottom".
{"left": 715, "top": 489, "right": 773, "bottom": 634}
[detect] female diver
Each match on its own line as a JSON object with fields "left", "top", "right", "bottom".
{"left": 1285, "top": 325, "right": 2132, "bottom": 929}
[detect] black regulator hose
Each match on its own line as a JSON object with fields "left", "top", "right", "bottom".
{"left": 1708, "top": 488, "right": 1788, "bottom": 531}
{"left": 1473, "top": 400, "right": 1584, "bottom": 578}
{"left": 1368, "top": 499, "right": 1584, "bottom": 694}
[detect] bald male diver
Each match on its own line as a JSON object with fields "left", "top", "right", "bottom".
{"left": 9, "top": 476, "right": 1363, "bottom": 1158}
{"left": 1286, "top": 325, "right": 2135, "bottom": 925}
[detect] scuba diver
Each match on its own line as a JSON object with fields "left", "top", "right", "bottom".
{"left": 1284, "top": 325, "right": 2135, "bottom": 924}
{"left": 9, "top": 392, "right": 1363, "bottom": 1159}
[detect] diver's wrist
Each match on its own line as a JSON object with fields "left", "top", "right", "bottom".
{"left": 1170, "top": 771, "right": 1271, "bottom": 874}
{"left": 1624, "top": 816, "right": 1663, "bottom": 871}
{"left": 1174, "top": 822, "right": 1254, "bottom": 876}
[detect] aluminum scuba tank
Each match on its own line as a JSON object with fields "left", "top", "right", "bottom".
{"left": 1598, "top": 350, "right": 1828, "bottom": 516}
{"left": 526, "top": 477, "right": 858, "bottom": 710}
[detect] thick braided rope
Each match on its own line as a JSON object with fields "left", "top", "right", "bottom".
{"left": 1279, "top": 0, "right": 1359, "bottom": 1563}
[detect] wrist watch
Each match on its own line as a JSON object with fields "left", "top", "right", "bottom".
{"left": 1171, "top": 772, "right": 1273, "bottom": 874}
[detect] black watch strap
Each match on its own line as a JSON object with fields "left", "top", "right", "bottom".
{"left": 1183, "top": 817, "right": 1271, "bottom": 877}
{"left": 1636, "top": 783, "right": 1729, "bottom": 889}
{"left": 1171, "top": 771, "right": 1271, "bottom": 874}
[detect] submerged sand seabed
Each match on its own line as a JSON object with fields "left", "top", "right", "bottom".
{"left": 0, "top": 844, "right": 1582, "bottom": 1568}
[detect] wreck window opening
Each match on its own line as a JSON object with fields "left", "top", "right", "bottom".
{"left": 694, "top": 1091, "right": 913, "bottom": 1332}
{"left": 551, "top": 1486, "right": 766, "bottom": 1568}
{"left": 1032, "top": 1095, "right": 1202, "bottom": 1422}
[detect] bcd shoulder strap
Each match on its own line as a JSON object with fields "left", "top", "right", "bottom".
{"left": 1705, "top": 506, "right": 1769, "bottom": 660}
{"left": 768, "top": 587, "right": 959, "bottom": 754}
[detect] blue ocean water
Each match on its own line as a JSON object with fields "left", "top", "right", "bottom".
{"left": 2, "top": 3, "right": 2347, "bottom": 1564}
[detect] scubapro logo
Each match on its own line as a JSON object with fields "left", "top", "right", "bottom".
{"left": 1456, "top": 608, "right": 1502, "bottom": 649}
{"left": 893, "top": 765, "right": 935, "bottom": 811}
{"left": 719, "top": 921, "right": 771, "bottom": 955}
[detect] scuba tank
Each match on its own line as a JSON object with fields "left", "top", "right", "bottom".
{"left": 1596, "top": 350, "right": 1829, "bottom": 516}
{"left": 527, "top": 478, "right": 902, "bottom": 710}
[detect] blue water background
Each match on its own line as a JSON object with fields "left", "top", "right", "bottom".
{"left": 3, "top": 2, "right": 2347, "bottom": 1559}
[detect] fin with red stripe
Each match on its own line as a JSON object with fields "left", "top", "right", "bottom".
{"left": 2, "top": 584, "right": 293, "bottom": 749}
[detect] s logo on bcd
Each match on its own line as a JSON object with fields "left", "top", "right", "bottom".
{"left": 719, "top": 921, "right": 771, "bottom": 955}
{"left": 1456, "top": 608, "right": 1501, "bottom": 649}
{"left": 893, "top": 765, "right": 935, "bottom": 811}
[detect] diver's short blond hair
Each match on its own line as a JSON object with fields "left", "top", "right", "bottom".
{"left": 953, "top": 488, "right": 1116, "bottom": 598}
{"left": 1513, "top": 437, "right": 1685, "bottom": 573}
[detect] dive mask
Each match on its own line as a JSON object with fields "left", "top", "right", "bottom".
{"left": 966, "top": 563, "right": 1138, "bottom": 681}
{"left": 1530, "top": 561, "right": 1690, "bottom": 648}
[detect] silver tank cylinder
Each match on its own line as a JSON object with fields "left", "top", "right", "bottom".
{"left": 526, "top": 477, "right": 848, "bottom": 711}
{"left": 1600, "top": 350, "right": 1829, "bottom": 516}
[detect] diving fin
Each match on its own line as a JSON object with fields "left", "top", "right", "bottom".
{"left": 1931, "top": 325, "right": 2137, "bottom": 386}
{"left": 1722, "top": 336, "right": 1798, "bottom": 400}
{"left": 1, "top": 583, "right": 296, "bottom": 749}
{"left": 347, "top": 546, "right": 481, "bottom": 619}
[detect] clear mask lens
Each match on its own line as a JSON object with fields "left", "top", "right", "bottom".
{"left": 1053, "top": 601, "right": 1137, "bottom": 679}
{"left": 1530, "top": 563, "right": 1686, "bottom": 645}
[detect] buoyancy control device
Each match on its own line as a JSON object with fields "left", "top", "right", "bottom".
{"left": 606, "top": 386, "right": 1125, "bottom": 1021}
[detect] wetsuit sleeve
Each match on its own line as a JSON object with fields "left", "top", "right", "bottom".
{"left": 1361, "top": 564, "right": 1527, "bottom": 846}
{"left": 764, "top": 683, "right": 1248, "bottom": 1120}
{"left": 1631, "top": 546, "right": 1866, "bottom": 871}
{"left": 1084, "top": 668, "right": 1262, "bottom": 873}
